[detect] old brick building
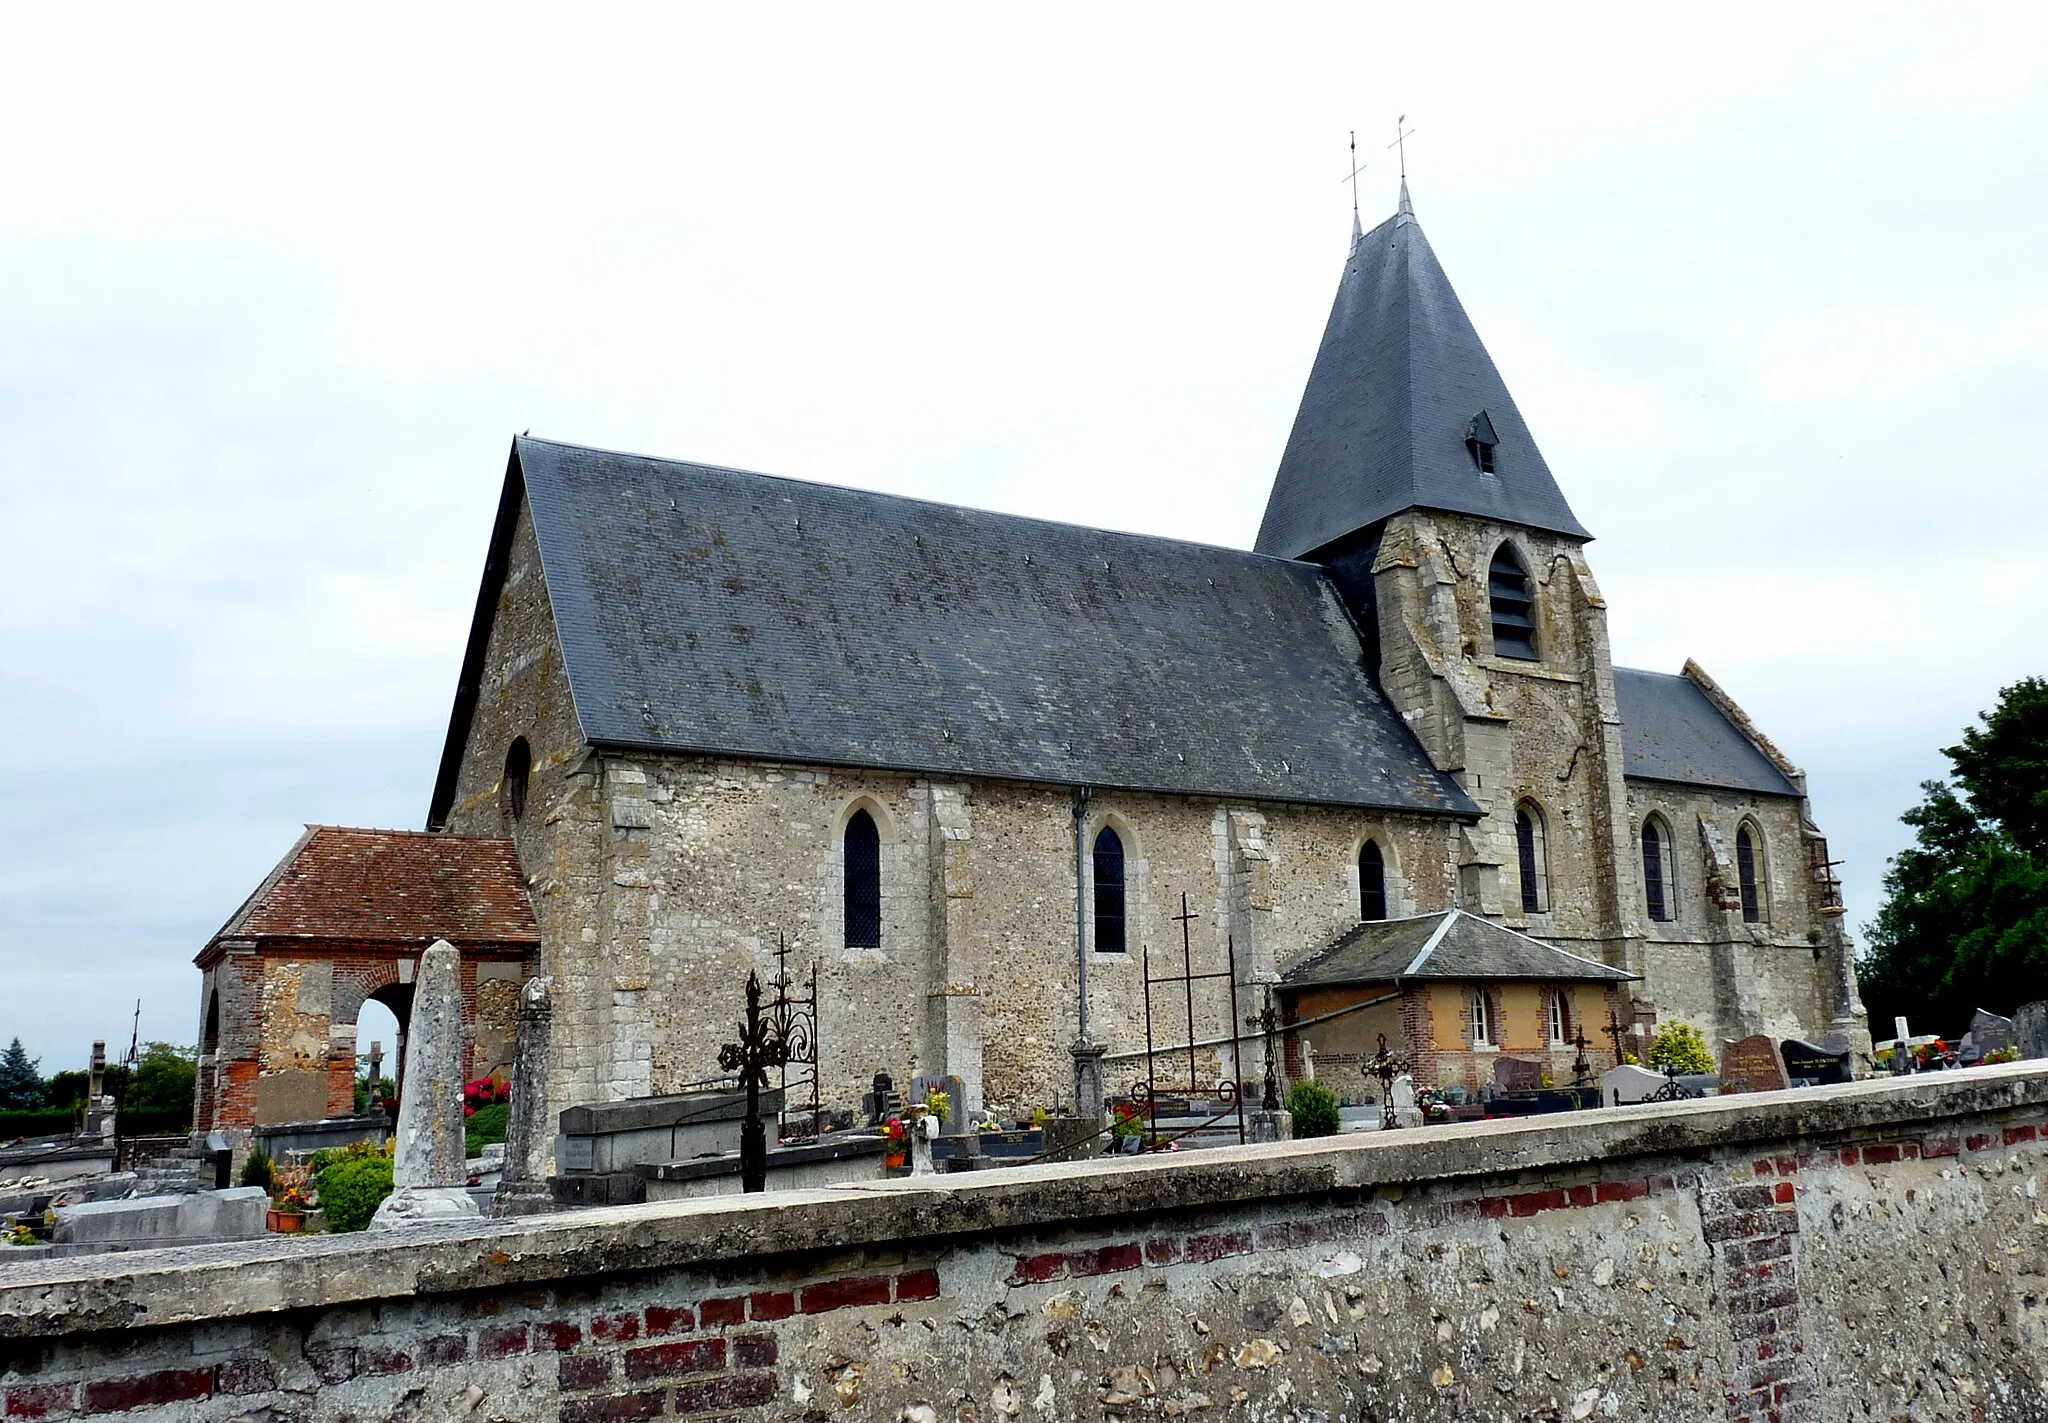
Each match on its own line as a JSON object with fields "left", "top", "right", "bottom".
{"left": 193, "top": 826, "right": 537, "bottom": 1135}
{"left": 412, "top": 183, "right": 1867, "bottom": 1139}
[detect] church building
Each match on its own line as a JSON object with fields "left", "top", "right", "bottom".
{"left": 408, "top": 185, "right": 1867, "bottom": 1130}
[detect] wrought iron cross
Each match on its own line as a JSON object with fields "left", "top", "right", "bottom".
{"left": 717, "top": 970, "right": 791, "bottom": 1192}
{"left": 1366, "top": 1032, "right": 1409, "bottom": 1131}
{"left": 1245, "top": 1001, "right": 1281, "bottom": 1110}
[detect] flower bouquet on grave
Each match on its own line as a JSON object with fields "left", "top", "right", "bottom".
{"left": 267, "top": 1184, "right": 309, "bottom": 1234}
{"left": 882, "top": 1117, "right": 908, "bottom": 1169}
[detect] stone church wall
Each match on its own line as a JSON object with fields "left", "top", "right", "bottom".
{"left": 8, "top": 1067, "right": 2043, "bottom": 1423}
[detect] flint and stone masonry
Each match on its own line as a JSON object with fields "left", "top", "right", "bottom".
{"left": 2, "top": 1065, "right": 2042, "bottom": 1421}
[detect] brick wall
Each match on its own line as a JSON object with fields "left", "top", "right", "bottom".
{"left": 3, "top": 1066, "right": 2042, "bottom": 1422}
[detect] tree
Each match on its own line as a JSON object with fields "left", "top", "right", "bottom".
{"left": 123, "top": 1043, "right": 197, "bottom": 1126}
{"left": 1860, "top": 678, "right": 2048, "bottom": 1035}
{"left": 0, "top": 1038, "right": 44, "bottom": 1111}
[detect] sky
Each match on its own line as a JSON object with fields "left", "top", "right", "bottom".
{"left": 1, "top": 5, "right": 2044, "bottom": 1069}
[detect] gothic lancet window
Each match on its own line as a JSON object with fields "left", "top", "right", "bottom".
{"left": 1093, "top": 826, "right": 1127, "bottom": 953}
{"left": 503, "top": 738, "right": 531, "bottom": 819}
{"left": 844, "top": 809, "right": 882, "bottom": 949}
{"left": 1642, "top": 817, "right": 1676, "bottom": 923}
{"left": 1737, "top": 823, "right": 1765, "bottom": 924}
{"left": 1515, "top": 802, "right": 1548, "bottom": 914}
{"left": 1488, "top": 545, "right": 1538, "bottom": 660}
{"left": 1359, "top": 840, "right": 1387, "bottom": 921}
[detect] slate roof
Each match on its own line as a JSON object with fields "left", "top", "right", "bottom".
{"left": 201, "top": 827, "right": 538, "bottom": 958}
{"left": 1255, "top": 184, "right": 1591, "bottom": 559}
{"left": 430, "top": 437, "right": 1478, "bottom": 821}
{"left": 1280, "top": 909, "right": 1637, "bottom": 989}
{"left": 1613, "top": 668, "right": 1800, "bottom": 797}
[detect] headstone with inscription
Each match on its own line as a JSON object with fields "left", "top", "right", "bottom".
{"left": 1720, "top": 1034, "right": 1790, "bottom": 1094}
{"left": 1492, "top": 1057, "right": 1545, "bottom": 1093}
{"left": 1965, "top": 1008, "right": 2016, "bottom": 1062}
{"left": 1779, "top": 1038, "right": 1852, "bottom": 1086}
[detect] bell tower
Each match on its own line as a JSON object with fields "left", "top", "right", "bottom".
{"left": 1257, "top": 185, "right": 1643, "bottom": 973}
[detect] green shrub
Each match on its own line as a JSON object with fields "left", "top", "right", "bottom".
{"left": 465, "top": 1102, "right": 509, "bottom": 1156}
{"left": 317, "top": 1153, "right": 395, "bottom": 1233}
{"left": 1649, "top": 1021, "right": 1715, "bottom": 1076}
{"left": 1285, "top": 1079, "right": 1342, "bottom": 1139}
{"left": 239, "top": 1151, "right": 275, "bottom": 1192}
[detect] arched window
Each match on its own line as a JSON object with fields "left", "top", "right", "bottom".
{"left": 1092, "top": 826, "right": 1127, "bottom": 953}
{"left": 503, "top": 738, "right": 531, "bottom": 819}
{"left": 1359, "top": 840, "right": 1387, "bottom": 922}
{"left": 1642, "top": 817, "right": 1676, "bottom": 923}
{"left": 1548, "top": 990, "right": 1571, "bottom": 1045}
{"left": 1469, "top": 989, "right": 1493, "bottom": 1047}
{"left": 1488, "top": 546, "right": 1538, "bottom": 661}
{"left": 844, "top": 809, "right": 882, "bottom": 949}
{"left": 1736, "top": 823, "right": 1766, "bottom": 924}
{"left": 1515, "top": 802, "right": 1548, "bottom": 914}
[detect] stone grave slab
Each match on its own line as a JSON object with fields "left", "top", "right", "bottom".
{"left": 1720, "top": 1034, "right": 1790, "bottom": 1093}
{"left": 1601, "top": 1063, "right": 1668, "bottom": 1105}
{"left": 1967, "top": 1008, "right": 2016, "bottom": 1061}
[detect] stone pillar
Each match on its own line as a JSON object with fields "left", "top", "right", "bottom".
{"left": 493, "top": 976, "right": 554, "bottom": 1219}
{"left": 922, "top": 784, "right": 983, "bottom": 1115}
{"left": 1222, "top": 808, "right": 1275, "bottom": 1098}
{"left": 1070, "top": 1041, "right": 1106, "bottom": 1125}
{"left": 372, "top": 941, "right": 480, "bottom": 1227}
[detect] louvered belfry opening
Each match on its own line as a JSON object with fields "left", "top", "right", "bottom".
{"left": 1489, "top": 547, "right": 1538, "bottom": 660}
{"left": 844, "top": 809, "right": 882, "bottom": 948}
{"left": 1092, "top": 826, "right": 1126, "bottom": 953}
{"left": 1359, "top": 840, "right": 1387, "bottom": 921}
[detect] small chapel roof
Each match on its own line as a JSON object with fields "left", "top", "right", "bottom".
{"left": 1280, "top": 909, "right": 1637, "bottom": 990}
{"left": 201, "top": 826, "right": 538, "bottom": 959}
{"left": 1254, "top": 184, "right": 1591, "bottom": 559}
{"left": 436, "top": 437, "right": 1477, "bottom": 820}
{"left": 1613, "top": 668, "right": 1800, "bottom": 797}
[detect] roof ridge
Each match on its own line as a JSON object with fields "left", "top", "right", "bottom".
{"left": 514, "top": 435, "right": 1321, "bottom": 570}
{"left": 1400, "top": 908, "right": 1460, "bottom": 977}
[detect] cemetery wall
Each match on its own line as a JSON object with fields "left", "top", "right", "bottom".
{"left": 4, "top": 1064, "right": 2044, "bottom": 1423}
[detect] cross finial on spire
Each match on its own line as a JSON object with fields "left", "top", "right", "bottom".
{"left": 1341, "top": 130, "right": 1367, "bottom": 238}
{"left": 1387, "top": 115, "right": 1416, "bottom": 181}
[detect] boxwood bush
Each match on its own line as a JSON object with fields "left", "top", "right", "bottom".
{"left": 1285, "top": 1079, "right": 1342, "bottom": 1139}
{"left": 316, "top": 1148, "right": 394, "bottom": 1233}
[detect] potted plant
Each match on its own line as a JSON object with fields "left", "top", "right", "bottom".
{"left": 881, "top": 1117, "right": 908, "bottom": 1170}
{"left": 267, "top": 1185, "right": 308, "bottom": 1234}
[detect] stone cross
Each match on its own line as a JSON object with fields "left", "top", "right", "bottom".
{"left": 372, "top": 941, "right": 480, "bottom": 1227}
{"left": 493, "top": 976, "right": 554, "bottom": 1218}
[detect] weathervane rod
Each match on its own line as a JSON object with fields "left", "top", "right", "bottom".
{"left": 1387, "top": 115, "right": 1416, "bottom": 180}
{"left": 1343, "top": 130, "right": 1363, "bottom": 222}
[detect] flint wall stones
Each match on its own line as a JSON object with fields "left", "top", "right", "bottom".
{"left": 1, "top": 1066, "right": 2043, "bottom": 1422}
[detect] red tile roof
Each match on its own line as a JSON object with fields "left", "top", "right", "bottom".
{"left": 206, "top": 826, "right": 538, "bottom": 951}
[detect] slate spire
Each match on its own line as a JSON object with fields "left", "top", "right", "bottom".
{"left": 1254, "top": 188, "right": 1589, "bottom": 560}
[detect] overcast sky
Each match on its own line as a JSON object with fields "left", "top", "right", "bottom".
{"left": 2, "top": 6, "right": 2043, "bottom": 1069}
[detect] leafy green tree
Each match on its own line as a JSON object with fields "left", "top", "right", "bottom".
{"left": 1649, "top": 1022, "right": 1715, "bottom": 1076}
{"left": 123, "top": 1043, "right": 197, "bottom": 1124}
{"left": 0, "top": 1039, "right": 44, "bottom": 1111}
{"left": 1860, "top": 678, "right": 2048, "bottom": 1034}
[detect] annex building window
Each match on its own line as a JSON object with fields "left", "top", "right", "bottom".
{"left": 1469, "top": 989, "right": 1494, "bottom": 1047}
{"left": 1359, "top": 840, "right": 1387, "bottom": 922}
{"left": 1737, "top": 823, "right": 1767, "bottom": 924}
{"left": 1488, "top": 545, "right": 1538, "bottom": 660}
{"left": 503, "top": 738, "right": 531, "bottom": 819}
{"left": 844, "top": 809, "right": 882, "bottom": 949}
{"left": 1515, "top": 802, "right": 1549, "bottom": 914}
{"left": 1642, "top": 817, "right": 1676, "bottom": 922}
{"left": 1093, "top": 825, "right": 1127, "bottom": 953}
{"left": 1549, "top": 990, "right": 1569, "bottom": 1044}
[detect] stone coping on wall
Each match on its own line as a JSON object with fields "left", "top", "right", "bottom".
{"left": 0, "top": 1061, "right": 2040, "bottom": 1341}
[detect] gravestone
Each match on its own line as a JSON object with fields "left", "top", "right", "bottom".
{"left": 493, "top": 976, "right": 553, "bottom": 1218}
{"left": 1720, "top": 1035, "right": 1790, "bottom": 1093}
{"left": 1779, "top": 1039, "right": 1852, "bottom": 1086}
{"left": 1492, "top": 1057, "right": 1545, "bottom": 1093}
{"left": 372, "top": 941, "right": 480, "bottom": 1228}
{"left": 2017, "top": 1001, "right": 2048, "bottom": 1060}
{"left": 1966, "top": 1008, "right": 2016, "bottom": 1062}
{"left": 1390, "top": 1074, "right": 1422, "bottom": 1129}
{"left": 863, "top": 1073, "right": 902, "bottom": 1126}
{"left": 1601, "top": 1063, "right": 1669, "bottom": 1105}
{"left": 912, "top": 1074, "right": 967, "bottom": 1134}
